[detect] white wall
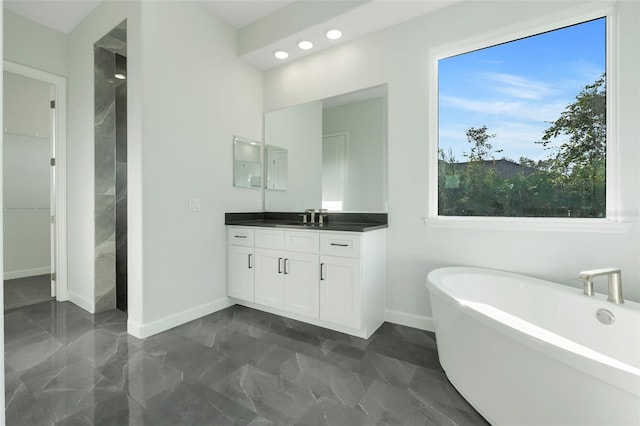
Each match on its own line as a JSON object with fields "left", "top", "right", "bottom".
{"left": 67, "top": 0, "right": 264, "bottom": 333}
{"left": 67, "top": 0, "right": 142, "bottom": 314}
{"left": 3, "top": 10, "right": 68, "bottom": 77}
{"left": 323, "top": 97, "right": 386, "bottom": 212}
{"left": 136, "top": 0, "right": 263, "bottom": 334}
{"left": 3, "top": 71, "right": 52, "bottom": 138}
{"left": 3, "top": 72, "right": 52, "bottom": 279}
{"left": 264, "top": 0, "right": 640, "bottom": 328}
{"left": 264, "top": 100, "right": 322, "bottom": 211}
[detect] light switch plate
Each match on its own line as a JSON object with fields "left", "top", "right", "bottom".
{"left": 188, "top": 198, "right": 201, "bottom": 212}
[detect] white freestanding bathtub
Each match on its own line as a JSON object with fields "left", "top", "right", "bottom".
{"left": 427, "top": 266, "right": 640, "bottom": 426}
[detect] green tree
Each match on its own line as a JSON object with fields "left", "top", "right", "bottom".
{"left": 438, "top": 76, "right": 606, "bottom": 218}
{"left": 539, "top": 73, "right": 606, "bottom": 216}
{"left": 463, "top": 126, "right": 502, "bottom": 161}
{"left": 438, "top": 148, "right": 459, "bottom": 215}
{"left": 540, "top": 74, "right": 606, "bottom": 166}
{"left": 457, "top": 126, "right": 504, "bottom": 215}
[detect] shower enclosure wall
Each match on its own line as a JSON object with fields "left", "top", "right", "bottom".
{"left": 94, "top": 21, "right": 127, "bottom": 312}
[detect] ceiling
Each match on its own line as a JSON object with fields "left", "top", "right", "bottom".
{"left": 201, "top": 0, "right": 296, "bottom": 29}
{"left": 4, "top": 0, "right": 102, "bottom": 33}
{"left": 4, "top": 0, "right": 461, "bottom": 70}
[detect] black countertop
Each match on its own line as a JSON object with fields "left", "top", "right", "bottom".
{"left": 225, "top": 212, "right": 387, "bottom": 232}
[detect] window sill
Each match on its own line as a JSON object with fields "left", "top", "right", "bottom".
{"left": 423, "top": 216, "right": 632, "bottom": 233}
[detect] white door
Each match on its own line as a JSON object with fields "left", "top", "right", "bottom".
{"left": 322, "top": 133, "right": 347, "bottom": 211}
{"left": 320, "top": 255, "right": 360, "bottom": 328}
{"left": 254, "top": 248, "right": 285, "bottom": 309}
{"left": 227, "top": 245, "right": 254, "bottom": 301}
{"left": 283, "top": 252, "right": 319, "bottom": 319}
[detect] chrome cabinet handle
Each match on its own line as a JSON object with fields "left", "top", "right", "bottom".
{"left": 234, "top": 235, "right": 247, "bottom": 239}
{"left": 284, "top": 258, "right": 289, "bottom": 275}
{"left": 320, "top": 263, "right": 325, "bottom": 281}
{"left": 330, "top": 243, "right": 349, "bottom": 247}
{"left": 248, "top": 253, "right": 253, "bottom": 269}
{"left": 278, "top": 258, "right": 283, "bottom": 274}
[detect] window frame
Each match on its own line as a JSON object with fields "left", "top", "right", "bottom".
{"left": 426, "top": 3, "right": 628, "bottom": 233}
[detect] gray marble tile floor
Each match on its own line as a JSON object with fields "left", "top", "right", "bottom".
{"left": 4, "top": 301, "right": 489, "bottom": 425}
{"left": 4, "top": 274, "right": 54, "bottom": 311}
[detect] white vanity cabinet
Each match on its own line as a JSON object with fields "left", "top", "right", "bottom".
{"left": 254, "top": 249, "right": 319, "bottom": 317}
{"left": 253, "top": 248, "right": 284, "bottom": 309}
{"left": 254, "top": 229, "right": 319, "bottom": 318}
{"left": 319, "top": 256, "right": 360, "bottom": 328}
{"left": 227, "top": 227, "right": 255, "bottom": 301}
{"left": 319, "top": 234, "right": 362, "bottom": 329}
{"left": 226, "top": 225, "right": 385, "bottom": 338}
{"left": 319, "top": 232, "right": 385, "bottom": 336}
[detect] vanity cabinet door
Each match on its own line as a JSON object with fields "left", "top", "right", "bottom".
{"left": 283, "top": 252, "right": 319, "bottom": 319}
{"left": 228, "top": 245, "right": 254, "bottom": 302}
{"left": 319, "top": 255, "right": 361, "bottom": 329}
{"left": 254, "top": 248, "right": 285, "bottom": 310}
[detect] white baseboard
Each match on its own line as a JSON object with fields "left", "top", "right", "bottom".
{"left": 385, "top": 308, "right": 434, "bottom": 332}
{"left": 4, "top": 266, "right": 51, "bottom": 281}
{"left": 68, "top": 291, "right": 96, "bottom": 314}
{"left": 233, "top": 299, "right": 374, "bottom": 339}
{"left": 128, "top": 297, "right": 234, "bottom": 339}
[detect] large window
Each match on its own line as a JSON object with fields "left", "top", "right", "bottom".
{"left": 438, "top": 18, "right": 606, "bottom": 218}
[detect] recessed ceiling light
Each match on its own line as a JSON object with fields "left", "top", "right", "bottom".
{"left": 326, "top": 29, "right": 342, "bottom": 40}
{"left": 298, "top": 40, "right": 313, "bottom": 50}
{"left": 114, "top": 73, "right": 127, "bottom": 80}
{"left": 274, "top": 50, "right": 289, "bottom": 59}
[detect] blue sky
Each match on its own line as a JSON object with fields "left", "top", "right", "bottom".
{"left": 439, "top": 17, "right": 606, "bottom": 163}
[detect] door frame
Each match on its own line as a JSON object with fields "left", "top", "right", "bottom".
{"left": 3, "top": 60, "right": 68, "bottom": 301}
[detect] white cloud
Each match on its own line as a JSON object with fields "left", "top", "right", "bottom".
{"left": 440, "top": 95, "right": 520, "bottom": 114}
{"left": 481, "top": 72, "right": 554, "bottom": 100}
{"left": 440, "top": 94, "right": 566, "bottom": 123}
{"left": 439, "top": 69, "right": 589, "bottom": 161}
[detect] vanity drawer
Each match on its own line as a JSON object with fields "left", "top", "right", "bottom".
{"left": 285, "top": 231, "right": 319, "bottom": 254}
{"left": 227, "top": 227, "right": 254, "bottom": 246}
{"left": 320, "top": 233, "right": 361, "bottom": 258}
{"left": 255, "top": 228, "right": 285, "bottom": 249}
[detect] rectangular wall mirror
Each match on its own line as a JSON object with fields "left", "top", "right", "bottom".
{"left": 233, "top": 135, "right": 262, "bottom": 189}
{"left": 264, "top": 84, "right": 388, "bottom": 212}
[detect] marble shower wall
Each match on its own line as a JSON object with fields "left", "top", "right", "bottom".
{"left": 94, "top": 46, "right": 117, "bottom": 312}
{"left": 94, "top": 23, "right": 127, "bottom": 313}
{"left": 115, "top": 68, "right": 128, "bottom": 312}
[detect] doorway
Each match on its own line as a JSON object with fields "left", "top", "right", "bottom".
{"left": 322, "top": 132, "right": 348, "bottom": 211}
{"left": 2, "top": 62, "right": 68, "bottom": 310}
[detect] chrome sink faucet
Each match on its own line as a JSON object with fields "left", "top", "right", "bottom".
{"left": 304, "top": 208, "right": 316, "bottom": 224}
{"left": 318, "top": 209, "right": 328, "bottom": 226}
{"left": 578, "top": 268, "right": 624, "bottom": 304}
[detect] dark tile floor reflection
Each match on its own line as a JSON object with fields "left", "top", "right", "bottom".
{"left": 4, "top": 274, "right": 53, "bottom": 311}
{"left": 4, "top": 301, "right": 488, "bottom": 425}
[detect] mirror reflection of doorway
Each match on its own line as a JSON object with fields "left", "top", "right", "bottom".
{"left": 3, "top": 71, "right": 55, "bottom": 310}
{"left": 322, "top": 132, "right": 347, "bottom": 211}
{"left": 266, "top": 145, "right": 288, "bottom": 191}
